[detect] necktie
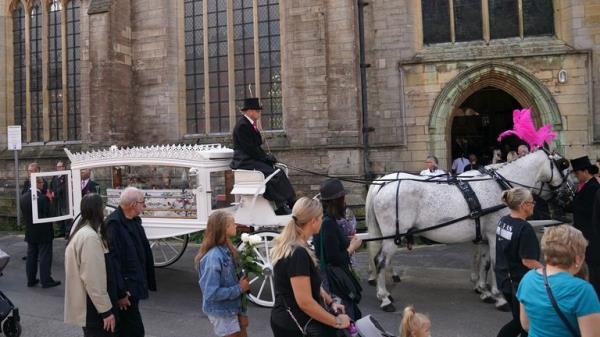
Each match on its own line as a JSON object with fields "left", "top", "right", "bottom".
{"left": 252, "top": 121, "right": 258, "bottom": 132}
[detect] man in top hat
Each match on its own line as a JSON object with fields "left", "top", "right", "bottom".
{"left": 571, "top": 156, "right": 600, "bottom": 295}
{"left": 230, "top": 97, "right": 295, "bottom": 215}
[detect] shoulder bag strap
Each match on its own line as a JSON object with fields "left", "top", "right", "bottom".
{"left": 542, "top": 267, "right": 580, "bottom": 337}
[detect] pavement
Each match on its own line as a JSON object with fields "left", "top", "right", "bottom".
{"left": 0, "top": 233, "right": 509, "bottom": 337}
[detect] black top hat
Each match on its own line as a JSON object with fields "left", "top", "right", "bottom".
{"left": 320, "top": 178, "right": 347, "bottom": 201}
{"left": 241, "top": 97, "right": 263, "bottom": 111}
{"left": 570, "top": 156, "right": 599, "bottom": 174}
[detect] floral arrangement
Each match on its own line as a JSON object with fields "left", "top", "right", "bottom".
{"left": 238, "top": 233, "right": 264, "bottom": 311}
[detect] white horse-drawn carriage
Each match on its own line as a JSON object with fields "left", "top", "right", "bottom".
{"left": 28, "top": 142, "right": 573, "bottom": 312}
{"left": 29, "top": 144, "right": 287, "bottom": 307}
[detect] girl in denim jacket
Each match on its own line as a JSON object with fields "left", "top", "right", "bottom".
{"left": 195, "top": 210, "right": 250, "bottom": 337}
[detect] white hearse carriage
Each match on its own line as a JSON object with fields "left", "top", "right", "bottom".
{"left": 30, "top": 144, "right": 289, "bottom": 307}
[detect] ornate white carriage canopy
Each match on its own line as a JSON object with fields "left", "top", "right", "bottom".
{"left": 64, "top": 144, "right": 234, "bottom": 170}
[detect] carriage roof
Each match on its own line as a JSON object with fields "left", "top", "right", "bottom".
{"left": 64, "top": 144, "right": 234, "bottom": 170}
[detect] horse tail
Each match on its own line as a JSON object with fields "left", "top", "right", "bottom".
{"left": 366, "top": 180, "right": 384, "bottom": 277}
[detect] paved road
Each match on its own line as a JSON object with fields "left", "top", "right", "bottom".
{"left": 0, "top": 233, "right": 508, "bottom": 337}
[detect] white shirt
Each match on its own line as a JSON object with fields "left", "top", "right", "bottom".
{"left": 452, "top": 157, "right": 469, "bottom": 174}
{"left": 420, "top": 168, "right": 446, "bottom": 177}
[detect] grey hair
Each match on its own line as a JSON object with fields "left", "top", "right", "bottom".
{"left": 426, "top": 155, "right": 439, "bottom": 165}
{"left": 120, "top": 187, "right": 143, "bottom": 206}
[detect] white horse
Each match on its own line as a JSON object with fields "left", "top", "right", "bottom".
{"left": 366, "top": 150, "right": 568, "bottom": 311}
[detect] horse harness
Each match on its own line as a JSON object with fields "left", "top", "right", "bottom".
{"left": 369, "top": 170, "right": 510, "bottom": 246}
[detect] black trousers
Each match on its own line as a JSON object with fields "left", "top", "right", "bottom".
{"left": 116, "top": 299, "right": 144, "bottom": 337}
{"left": 270, "top": 318, "right": 336, "bottom": 337}
{"left": 83, "top": 327, "right": 114, "bottom": 337}
{"left": 26, "top": 242, "right": 53, "bottom": 285}
{"left": 497, "top": 290, "right": 527, "bottom": 337}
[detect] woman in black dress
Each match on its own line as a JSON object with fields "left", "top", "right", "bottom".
{"left": 270, "top": 197, "right": 350, "bottom": 337}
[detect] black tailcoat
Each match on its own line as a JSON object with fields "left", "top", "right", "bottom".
{"left": 574, "top": 178, "right": 600, "bottom": 264}
{"left": 230, "top": 116, "right": 295, "bottom": 204}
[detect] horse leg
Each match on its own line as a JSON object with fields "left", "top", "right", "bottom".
{"left": 367, "top": 240, "right": 381, "bottom": 286}
{"left": 375, "top": 240, "right": 396, "bottom": 312}
{"left": 487, "top": 237, "right": 509, "bottom": 311}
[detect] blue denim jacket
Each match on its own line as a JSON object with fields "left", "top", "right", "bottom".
{"left": 199, "top": 245, "right": 242, "bottom": 316}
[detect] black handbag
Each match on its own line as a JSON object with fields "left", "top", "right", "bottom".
{"left": 281, "top": 296, "right": 336, "bottom": 337}
{"left": 542, "top": 267, "right": 580, "bottom": 337}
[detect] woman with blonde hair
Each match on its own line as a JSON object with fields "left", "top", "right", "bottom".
{"left": 517, "top": 225, "right": 600, "bottom": 337}
{"left": 270, "top": 197, "right": 350, "bottom": 337}
{"left": 400, "top": 306, "right": 431, "bottom": 337}
{"left": 495, "top": 187, "right": 543, "bottom": 337}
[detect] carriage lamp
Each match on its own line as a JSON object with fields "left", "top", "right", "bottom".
{"left": 557, "top": 69, "right": 567, "bottom": 84}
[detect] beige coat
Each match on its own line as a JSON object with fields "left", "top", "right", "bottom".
{"left": 64, "top": 224, "right": 112, "bottom": 327}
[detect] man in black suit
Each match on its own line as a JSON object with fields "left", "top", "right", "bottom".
{"left": 80, "top": 169, "right": 99, "bottom": 196}
{"left": 21, "top": 177, "right": 60, "bottom": 288}
{"left": 21, "top": 162, "right": 47, "bottom": 195}
{"left": 230, "top": 97, "right": 295, "bottom": 214}
{"left": 571, "top": 156, "right": 600, "bottom": 296}
{"left": 49, "top": 161, "right": 70, "bottom": 238}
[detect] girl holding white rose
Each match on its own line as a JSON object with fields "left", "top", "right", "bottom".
{"left": 195, "top": 210, "right": 250, "bottom": 337}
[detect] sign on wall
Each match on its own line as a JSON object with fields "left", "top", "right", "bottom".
{"left": 7, "top": 125, "right": 22, "bottom": 150}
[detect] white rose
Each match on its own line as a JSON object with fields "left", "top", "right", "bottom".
{"left": 249, "top": 235, "right": 262, "bottom": 245}
{"left": 241, "top": 233, "right": 250, "bottom": 243}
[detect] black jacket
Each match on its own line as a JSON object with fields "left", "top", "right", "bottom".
{"left": 574, "top": 178, "right": 600, "bottom": 264}
{"left": 230, "top": 116, "right": 271, "bottom": 169}
{"left": 105, "top": 207, "right": 156, "bottom": 301}
{"left": 21, "top": 190, "right": 53, "bottom": 243}
{"left": 50, "top": 175, "right": 68, "bottom": 215}
{"left": 82, "top": 180, "right": 100, "bottom": 196}
{"left": 314, "top": 214, "right": 351, "bottom": 267}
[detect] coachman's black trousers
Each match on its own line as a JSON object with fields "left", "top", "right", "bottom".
{"left": 116, "top": 299, "right": 145, "bottom": 337}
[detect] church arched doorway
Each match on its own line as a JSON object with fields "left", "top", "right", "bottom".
{"left": 450, "top": 87, "right": 522, "bottom": 165}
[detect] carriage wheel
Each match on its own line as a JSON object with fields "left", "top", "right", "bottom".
{"left": 150, "top": 235, "right": 190, "bottom": 268}
{"left": 2, "top": 316, "right": 22, "bottom": 337}
{"left": 237, "top": 230, "right": 279, "bottom": 308}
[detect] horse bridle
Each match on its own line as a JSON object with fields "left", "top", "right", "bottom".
{"left": 540, "top": 148, "right": 570, "bottom": 194}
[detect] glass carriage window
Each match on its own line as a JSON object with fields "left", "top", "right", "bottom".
{"left": 233, "top": 0, "right": 255, "bottom": 114}
{"left": 185, "top": 0, "right": 205, "bottom": 134}
{"left": 30, "top": 3, "right": 43, "bottom": 142}
{"left": 49, "top": 0, "right": 63, "bottom": 141}
{"left": 421, "top": 0, "right": 451, "bottom": 44}
{"left": 453, "top": 0, "right": 482, "bottom": 42}
{"left": 489, "top": 0, "right": 519, "bottom": 39}
{"left": 66, "top": 0, "right": 81, "bottom": 140}
{"left": 207, "top": 0, "right": 229, "bottom": 133}
{"left": 523, "top": 0, "right": 554, "bottom": 37}
{"left": 12, "top": 3, "right": 26, "bottom": 139}
{"left": 258, "top": 0, "right": 282, "bottom": 130}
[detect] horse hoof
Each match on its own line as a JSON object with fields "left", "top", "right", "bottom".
{"left": 392, "top": 275, "right": 401, "bottom": 283}
{"left": 388, "top": 295, "right": 395, "bottom": 303}
{"left": 482, "top": 297, "right": 496, "bottom": 304}
{"left": 496, "top": 303, "right": 510, "bottom": 312}
{"left": 368, "top": 279, "right": 376, "bottom": 286}
{"left": 382, "top": 303, "right": 396, "bottom": 312}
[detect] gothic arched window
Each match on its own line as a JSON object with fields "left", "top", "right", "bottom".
{"left": 66, "top": 0, "right": 81, "bottom": 140}
{"left": 48, "top": 0, "right": 63, "bottom": 141}
{"left": 184, "top": 0, "right": 283, "bottom": 134}
{"left": 30, "top": 2, "right": 43, "bottom": 142}
{"left": 12, "top": 2, "right": 26, "bottom": 139}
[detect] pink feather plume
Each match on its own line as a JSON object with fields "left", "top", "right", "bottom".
{"left": 497, "top": 108, "right": 556, "bottom": 149}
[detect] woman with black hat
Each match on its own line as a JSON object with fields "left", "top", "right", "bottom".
{"left": 313, "top": 179, "right": 363, "bottom": 321}
{"left": 571, "top": 156, "right": 600, "bottom": 296}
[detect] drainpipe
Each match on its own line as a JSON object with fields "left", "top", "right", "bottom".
{"left": 358, "top": 0, "right": 372, "bottom": 180}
